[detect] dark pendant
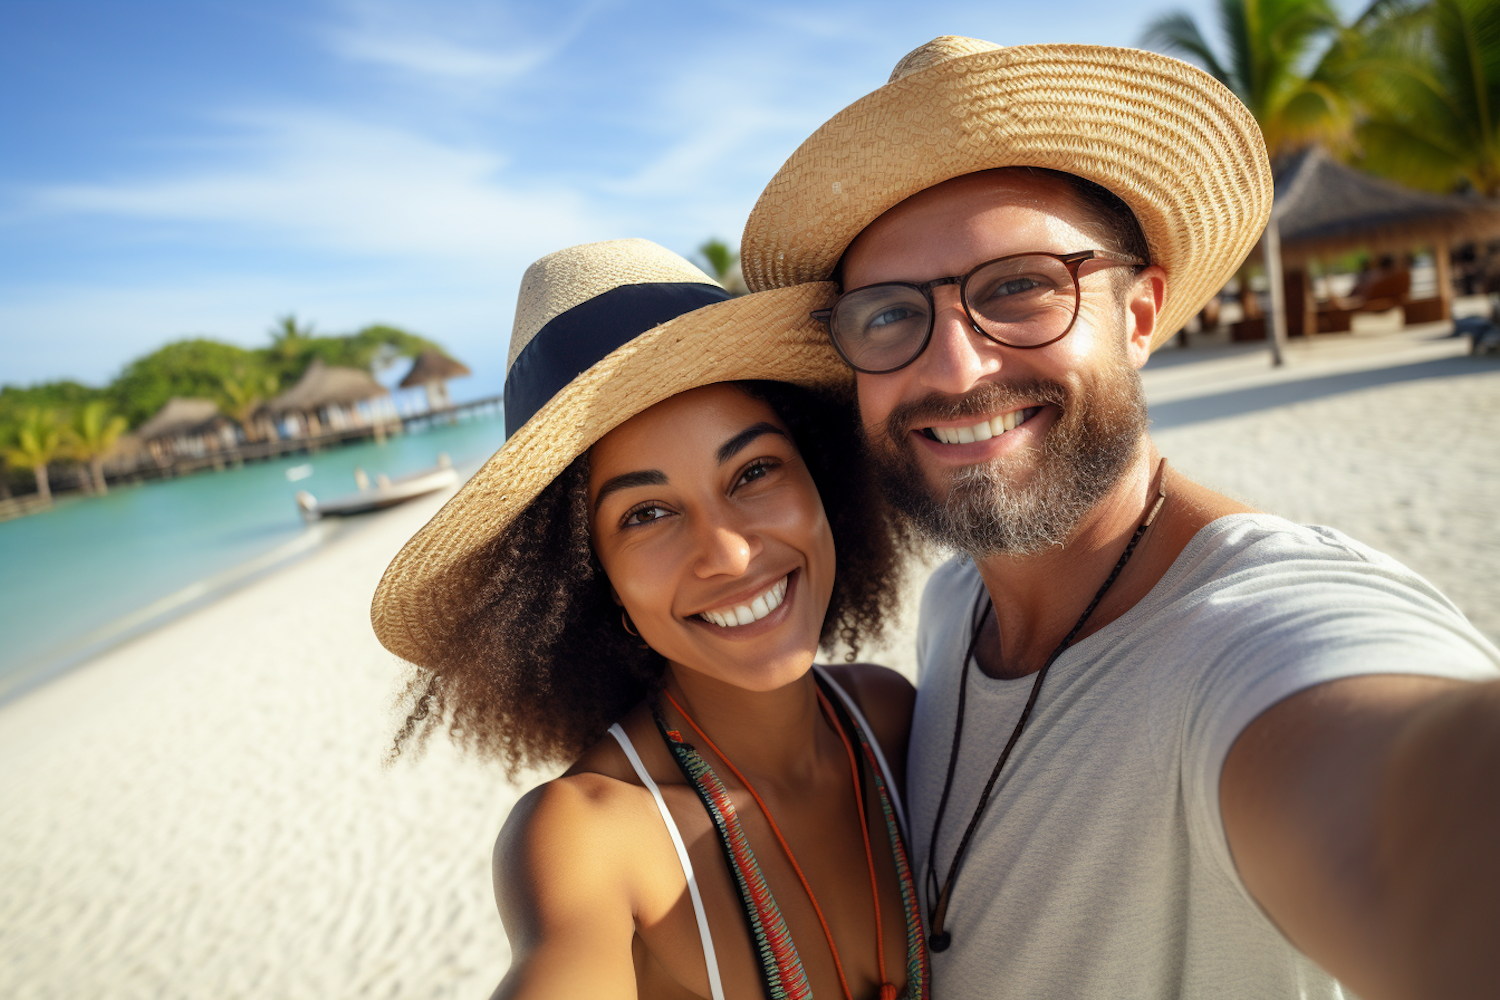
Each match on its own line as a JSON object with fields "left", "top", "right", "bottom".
{"left": 928, "top": 931, "right": 951, "bottom": 952}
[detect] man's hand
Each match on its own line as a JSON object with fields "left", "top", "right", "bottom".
{"left": 1221, "top": 676, "right": 1500, "bottom": 1000}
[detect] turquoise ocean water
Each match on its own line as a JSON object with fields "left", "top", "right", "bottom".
{"left": 0, "top": 412, "right": 506, "bottom": 696}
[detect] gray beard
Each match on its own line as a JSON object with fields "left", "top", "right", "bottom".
{"left": 866, "top": 358, "right": 1149, "bottom": 557}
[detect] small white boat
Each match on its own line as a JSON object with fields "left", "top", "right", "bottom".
{"left": 296, "top": 454, "right": 457, "bottom": 519}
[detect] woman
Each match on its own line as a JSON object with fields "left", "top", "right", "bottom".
{"left": 372, "top": 239, "right": 927, "bottom": 999}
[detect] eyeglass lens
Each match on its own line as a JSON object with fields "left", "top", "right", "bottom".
{"left": 830, "top": 254, "right": 1081, "bottom": 373}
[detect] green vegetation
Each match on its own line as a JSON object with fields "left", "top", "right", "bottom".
{"left": 696, "top": 239, "right": 748, "bottom": 295}
{"left": 1141, "top": 0, "right": 1358, "bottom": 157}
{"left": 1, "top": 409, "right": 67, "bottom": 503}
{"left": 1143, "top": 0, "right": 1500, "bottom": 196}
{"left": 107, "top": 338, "right": 265, "bottom": 428}
{"left": 218, "top": 367, "right": 281, "bottom": 443}
{"left": 0, "top": 317, "right": 450, "bottom": 500}
{"left": 67, "top": 402, "right": 129, "bottom": 495}
{"left": 1354, "top": 0, "right": 1500, "bottom": 196}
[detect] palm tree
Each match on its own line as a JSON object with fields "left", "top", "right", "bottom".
{"left": 67, "top": 401, "right": 128, "bottom": 495}
{"left": 2, "top": 408, "right": 66, "bottom": 503}
{"left": 267, "top": 313, "right": 316, "bottom": 381}
{"left": 1143, "top": 0, "right": 1369, "bottom": 364}
{"left": 1141, "top": 0, "right": 1357, "bottom": 158}
{"left": 219, "top": 369, "right": 279, "bottom": 442}
{"left": 1354, "top": 0, "right": 1500, "bottom": 196}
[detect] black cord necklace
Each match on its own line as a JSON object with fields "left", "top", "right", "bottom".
{"left": 924, "top": 458, "right": 1169, "bottom": 952}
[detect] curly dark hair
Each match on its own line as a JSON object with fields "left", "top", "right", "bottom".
{"left": 391, "top": 381, "right": 910, "bottom": 775}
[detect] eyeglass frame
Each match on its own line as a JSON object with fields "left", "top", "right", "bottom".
{"left": 810, "top": 249, "right": 1149, "bottom": 375}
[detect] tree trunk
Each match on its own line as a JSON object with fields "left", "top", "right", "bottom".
{"left": 1262, "top": 219, "right": 1289, "bottom": 367}
{"left": 33, "top": 463, "right": 51, "bottom": 503}
{"left": 1434, "top": 242, "right": 1453, "bottom": 320}
{"left": 92, "top": 456, "right": 108, "bottom": 495}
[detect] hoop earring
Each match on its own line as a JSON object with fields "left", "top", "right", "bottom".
{"left": 621, "top": 610, "right": 639, "bottom": 637}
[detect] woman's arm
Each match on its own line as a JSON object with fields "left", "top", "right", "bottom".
{"left": 490, "top": 777, "right": 640, "bottom": 1000}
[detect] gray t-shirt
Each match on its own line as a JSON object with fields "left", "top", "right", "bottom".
{"left": 909, "top": 513, "right": 1500, "bottom": 999}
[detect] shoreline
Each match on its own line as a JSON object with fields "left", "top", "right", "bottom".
{"left": 0, "top": 519, "right": 343, "bottom": 707}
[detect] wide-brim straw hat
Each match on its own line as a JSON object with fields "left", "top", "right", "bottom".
{"left": 740, "top": 37, "right": 1274, "bottom": 349}
{"left": 371, "top": 238, "right": 841, "bottom": 667}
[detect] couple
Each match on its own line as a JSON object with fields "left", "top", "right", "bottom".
{"left": 372, "top": 38, "right": 1500, "bottom": 1000}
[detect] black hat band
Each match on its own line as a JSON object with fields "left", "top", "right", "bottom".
{"left": 503, "top": 281, "right": 731, "bottom": 438}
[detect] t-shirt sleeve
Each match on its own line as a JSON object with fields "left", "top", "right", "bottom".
{"left": 1177, "top": 521, "right": 1500, "bottom": 899}
{"left": 915, "top": 555, "right": 981, "bottom": 687}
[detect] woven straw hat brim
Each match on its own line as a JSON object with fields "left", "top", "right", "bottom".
{"left": 371, "top": 281, "right": 842, "bottom": 668}
{"left": 740, "top": 43, "right": 1274, "bottom": 350}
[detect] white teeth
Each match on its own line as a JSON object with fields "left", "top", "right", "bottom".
{"left": 700, "top": 575, "right": 789, "bottom": 628}
{"left": 929, "top": 408, "right": 1036, "bottom": 444}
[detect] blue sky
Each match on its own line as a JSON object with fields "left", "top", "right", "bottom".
{"left": 1, "top": 0, "right": 1343, "bottom": 401}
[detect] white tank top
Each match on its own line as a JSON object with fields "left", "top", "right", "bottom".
{"left": 607, "top": 665, "right": 908, "bottom": 1000}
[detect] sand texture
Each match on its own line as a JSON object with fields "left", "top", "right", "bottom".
{"left": 2, "top": 332, "right": 1496, "bottom": 997}
{"left": 0, "top": 492, "right": 524, "bottom": 999}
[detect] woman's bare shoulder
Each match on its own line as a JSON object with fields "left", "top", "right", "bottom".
{"left": 821, "top": 663, "right": 915, "bottom": 785}
{"left": 498, "top": 732, "right": 650, "bottom": 867}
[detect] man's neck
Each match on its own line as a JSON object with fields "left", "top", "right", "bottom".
{"left": 970, "top": 439, "right": 1237, "bottom": 680}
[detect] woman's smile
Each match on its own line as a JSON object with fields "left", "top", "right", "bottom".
{"left": 688, "top": 569, "right": 800, "bottom": 640}
{"left": 695, "top": 570, "right": 789, "bottom": 627}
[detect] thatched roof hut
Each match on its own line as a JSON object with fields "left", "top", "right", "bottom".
{"left": 268, "top": 359, "right": 389, "bottom": 415}
{"left": 136, "top": 398, "right": 224, "bottom": 441}
{"left": 398, "top": 350, "right": 471, "bottom": 411}
{"left": 398, "top": 350, "right": 471, "bottom": 388}
{"left": 1253, "top": 149, "right": 1500, "bottom": 352}
{"left": 1274, "top": 147, "right": 1500, "bottom": 264}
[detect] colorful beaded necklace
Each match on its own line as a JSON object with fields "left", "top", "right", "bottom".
{"left": 654, "top": 674, "right": 928, "bottom": 1000}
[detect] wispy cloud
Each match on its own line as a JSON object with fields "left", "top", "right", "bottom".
{"left": 321, "top": 0, "right": 607, "bottom": 88}
{"left": 23, "top": 109, "right": 616, "bottom": 265}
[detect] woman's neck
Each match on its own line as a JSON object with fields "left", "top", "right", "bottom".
{"left": 660, "top": 665, "right": 842, "bottom": 790}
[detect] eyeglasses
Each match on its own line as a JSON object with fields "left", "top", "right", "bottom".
{"left": 811, "top": 250, "right": 1146, "bottom": 375}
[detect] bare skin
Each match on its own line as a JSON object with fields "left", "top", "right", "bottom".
{"left": 843, "top": 169, "right": 1500, "bottom": 999}
{"left": 492, "top": 385, "right": 916, "bottom": 1000}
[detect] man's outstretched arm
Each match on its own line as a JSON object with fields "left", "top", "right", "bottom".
{"left": 1221, "top": 675, "right": 1500, "bottom": 1000}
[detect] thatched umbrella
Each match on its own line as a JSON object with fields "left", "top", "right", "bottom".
{"left": 1260, "top": 148, "right": 1500, "bottom": 354}
{"left": 398, "top": 350, "right": 471, "bottom": 411}
{"left": 136, "top": 398, "right": 223, "bottom": 440}
{"left": 268, "top": 359, "right": 391, "bottom": 436}
{"left": 135, "top": 398, "right": 231, "bottom": 462}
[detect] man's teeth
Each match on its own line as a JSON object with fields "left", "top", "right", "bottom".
{"left": 928, "top": 407, "right": 1039, "bottom": 445}
{"left": 699, "top": 576, "right": 789, "bottom": 628}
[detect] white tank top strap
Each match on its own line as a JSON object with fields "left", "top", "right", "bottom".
{"left": 813, "top": 664, "right": 911, "bottom": 839}
{"left": 607, "top": 723, "right": 726, "bottom": 1000}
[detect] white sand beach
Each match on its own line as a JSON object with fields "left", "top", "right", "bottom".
{"left": 2, "top": 331, "right": 1497, "bottom": 999}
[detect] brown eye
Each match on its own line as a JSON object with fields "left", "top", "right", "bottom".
{"left": 735, "top": 459, "right": 778, "bottom": 489}
{"left": 622, "top": 504, "right": 671, "bottom": 527}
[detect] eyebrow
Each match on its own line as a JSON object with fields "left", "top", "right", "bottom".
{"left": 716, "top": 422, "right": 787, "bottom": 465}
{"left": 592, "top": 423, "right": 789, "bottom": 513}
{"left": 592, "top": 469, "right": 667, "bottom": 512}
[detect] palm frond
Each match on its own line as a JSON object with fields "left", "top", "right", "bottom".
{"left": 1140, "top": 11, "right": 1236, "bottom": 90}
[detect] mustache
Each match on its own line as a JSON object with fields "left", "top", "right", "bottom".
{"left": 881, "top": 378, "right": 1071, "bottom": 443}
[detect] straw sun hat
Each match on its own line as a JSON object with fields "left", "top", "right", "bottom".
{"left": 740, "top": 36, "right": 1275, "bottom": 349}
{"left": 371, "top": 239, "right": 840, "bottom": 667}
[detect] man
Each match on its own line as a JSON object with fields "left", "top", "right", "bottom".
{"left": 741, "top": 36, "right": 1500, "bottom": 999}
